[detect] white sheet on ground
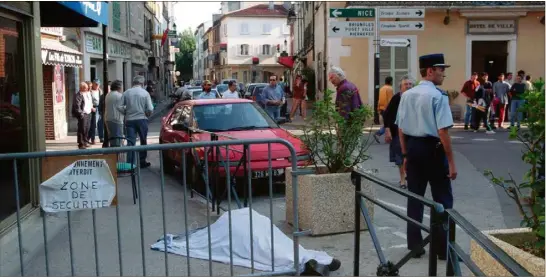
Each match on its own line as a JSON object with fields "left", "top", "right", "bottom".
{"left": 151, "top": 208, "right": 333, "bottom": 272}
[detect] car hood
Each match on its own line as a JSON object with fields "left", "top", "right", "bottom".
{"left": 191, "top": 128, "right": 307, "bottom": 160}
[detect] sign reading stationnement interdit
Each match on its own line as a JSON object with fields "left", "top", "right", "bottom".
{"left": 40, "top": 159, "right": 116, "bottom": 213}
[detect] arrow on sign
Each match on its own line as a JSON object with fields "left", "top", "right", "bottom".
{"left": 332, "top": 26, "right": 340, "bottom": 33}
{"left": 331, "top": 9, "right": 342, "bottom": 18}
{"left": 415, "top": 22, "right": 423, "bottom": 29}
{"left": 416, "top": 10, "right": 423, "bottom": 16}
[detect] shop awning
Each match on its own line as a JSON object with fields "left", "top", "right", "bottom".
{"left": 41, "top": 39, "right": 83, "bottom": 68}
{"left": 40, "top": 1, "right": 109, "bottom": 27}
{"left": 277, "top": 56, "right": 295, "bottom": 69}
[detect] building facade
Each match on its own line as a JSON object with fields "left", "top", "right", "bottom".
{"left": 213, "top": 4, "right": 291, "bottom": 83}
{"left": 0, "top": 0, "right": 108, "bottom": 235}
{"left": 327, "top": 2, "right": 545, "bottom": 111}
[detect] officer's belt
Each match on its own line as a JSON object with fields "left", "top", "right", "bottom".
{"left": 406, "top": 135, "right": 440, "bottom": 144}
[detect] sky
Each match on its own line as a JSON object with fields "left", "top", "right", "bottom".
{"left": 173, "top": 1, "right": 222, "bottom": 33}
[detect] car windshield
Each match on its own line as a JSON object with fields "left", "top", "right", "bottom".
{"left": 253, "top": 86, "right": 266, "bottom": 95}
{"left": 193, "top": 103, "right": 277, "bottom": 132}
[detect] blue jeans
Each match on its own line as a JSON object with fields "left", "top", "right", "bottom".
{"left": 266, "top": 105, "right": 281, "bottom": 121}
{"left": 126, "top": 119, "right": 149, "bottom": 164}
{"left": 510, "top": 99, "right": 525, "bottom": 127}
{"left": 97, "top": 110, "right": 104, "bottom": 141}
{"left": 464, "top": 104, "right": 473, "bottom": 126}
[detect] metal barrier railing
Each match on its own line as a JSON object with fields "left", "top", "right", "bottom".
{"left": 0, "top": 138, "right": 306, "bottom": 277}
{"left": 352, "top": 168, "right": 532, "bottom": 277}
{"left": 445, "top": 209, "right": 531, "bottom": 276}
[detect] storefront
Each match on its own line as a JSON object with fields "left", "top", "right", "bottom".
{"left": 131, "top": 47, "right": 148, "bottom": 80}
{"left": 84, "top": 32, "right": 131, "bottom": 84}
{"left": 0, "top": 1, "right": 108, "bottom": 233}
{"left": 40, "top": 27, "right": 83, "bottom": 140}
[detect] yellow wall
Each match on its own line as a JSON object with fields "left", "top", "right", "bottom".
{"left": 337, "top": 9, "right": 545, "bottom": 109}
{"left": 516, "top": 12, "right": 545, "bottom": 79}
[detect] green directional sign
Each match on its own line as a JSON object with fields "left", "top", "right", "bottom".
{"left": 329, "top": 8, "right": 375, "bottom": 18}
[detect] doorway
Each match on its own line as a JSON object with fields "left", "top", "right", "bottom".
{"left": 471, "top": 41, "right": 508, "bottom": 79}
{"left": 90, "top": 66, "right": 97, "bottom": 82}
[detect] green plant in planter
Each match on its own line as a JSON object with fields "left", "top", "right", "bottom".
{"left": 301, "top": 89, "right": 373, "bottom": 173}
{"left": 484, "top": 78, "right": 545, "bottom": 258}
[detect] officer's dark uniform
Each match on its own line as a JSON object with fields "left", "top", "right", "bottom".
{"left": 395, "top": 54, "right": 454, "bottom": 259}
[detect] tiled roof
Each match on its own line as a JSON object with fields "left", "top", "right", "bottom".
{"left": 226, "top": 4, "right": 288, "bottom": 17}
{"left": 346, "top": 1, "right": 544, "bottom": 7}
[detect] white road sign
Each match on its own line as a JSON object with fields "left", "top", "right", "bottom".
{"left": 328, "top": 21, "right": 375, "bottom": 38}
{"left": 379, "top": 8, "right": 425, "bottom": 19}
{"left": 380, "top": 21, "right": 425, "bottom": 31}
{"left": 380, "top": 38, "right": 411, "bottom": 47}
{"left": 40, "top": 159, "right": 116, "bottom": 213}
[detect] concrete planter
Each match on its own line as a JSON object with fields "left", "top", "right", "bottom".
{"left": 285, "top": 166, "right": 376, "bottom": 236}
{"left": 470, "top": 228, "right": 545, "bottom": 276}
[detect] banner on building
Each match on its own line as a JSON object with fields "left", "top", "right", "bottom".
{"left": 41, "top": 49, "right": 83, "bottom": 68}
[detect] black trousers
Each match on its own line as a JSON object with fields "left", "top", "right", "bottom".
{"left": 88, "top": 111, "right": 97, "bottom": 142}
{"left": 405, "top": 136, "right": 453, "bottom": 257}
{"left": 77, "top": 114, "right": 91, "bottom": 147}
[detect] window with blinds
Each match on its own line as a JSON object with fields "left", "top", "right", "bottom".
{"left": 380, "top": 45, "right": 409, "bottom": 87}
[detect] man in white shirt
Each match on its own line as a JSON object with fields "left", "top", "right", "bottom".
{"left": 222, "top": 80, "right": 240, "bottom": 99}
{"left": 104, "top": 80, "right": 125, "bottom": 147}
{"left": 72, "top": 82, "right": 94, "bottom": 149}
{"left": 121, "top": 76, "right": 154, "bottom": 168}
{"left": 88, "top": 79, "right": 103, "bottom": 144}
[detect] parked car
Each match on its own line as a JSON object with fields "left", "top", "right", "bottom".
{"left": 244, "top": 83, "right": 267, "bottom": 99}
{"left": 250, "top": 84, "right": 268, "bottom": 101}
{"left": 159, "top": 99, "right": 310, "bottom": 181}
{"left": 220, "top": 79, "right": 237, "bottom": 85}
{"left": 215, "top": 84, "right": 228, "bottom": 96}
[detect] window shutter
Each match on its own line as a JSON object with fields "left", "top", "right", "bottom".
{"left": 270, "top": 44, "right": 275, "bottom": 55}
{"left": 236, "top": 44, "right": 240, "bottom": 56}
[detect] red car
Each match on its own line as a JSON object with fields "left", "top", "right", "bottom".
{"left": 159, "top": 99, "right": 310, "bottom": 182}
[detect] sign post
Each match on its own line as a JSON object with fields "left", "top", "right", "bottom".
{"left": 373, "top": 7, "right": 380, "bottom": 124}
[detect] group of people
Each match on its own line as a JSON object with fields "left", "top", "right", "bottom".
{"left": 461, "top": 70, "right": 535, "bottom": 132}
{"left": 72, "top": 76, "right": 154, "bottom": 168}
{"left": 326, "top": 54, "right": 458, "bottom": 262}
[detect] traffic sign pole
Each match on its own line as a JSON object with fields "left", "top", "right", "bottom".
{"left": 373, "top": 7, "right": 380, "bottom": 125}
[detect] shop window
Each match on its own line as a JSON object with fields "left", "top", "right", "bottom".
{"left": 232, "top": 72, "right": 238, "bottom": 80}
{"left": 380, "top": 45, "right": 409, "bottom": 86}
{"left": 0, "top": 16, "right": 29, "bottom": 222}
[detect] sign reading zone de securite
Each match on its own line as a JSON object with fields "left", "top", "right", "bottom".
{"left": 40, "top": 159, "right": 116, "bottom": 213}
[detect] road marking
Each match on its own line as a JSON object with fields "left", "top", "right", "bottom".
{"left": 471, "top": 138, "right": 496, "bottom": 142}
{"left": 393, "top": 231, "right": 407, "bottom": 239}
{"left": 451, "top": 136, "right": 464, "bottom": 139}
{"left": 506, "top": 140, "right": 524, "bottom": 144}
{"left": 388, "top": 244, "right": 408, "bottom": 249}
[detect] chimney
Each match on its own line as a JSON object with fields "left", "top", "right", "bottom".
{"left": 268, "top": 1, "right": 274, "bottom": 10}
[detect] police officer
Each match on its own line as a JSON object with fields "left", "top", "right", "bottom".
{"left": 395, "top": 54, "right": 457, "bottom": 260}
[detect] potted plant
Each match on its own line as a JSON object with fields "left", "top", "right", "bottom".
{"left": 473, "top": 78, "right": 545, "bottom": 276}
{"left": 285, "top": 89, "right": 376, "bottom": 236}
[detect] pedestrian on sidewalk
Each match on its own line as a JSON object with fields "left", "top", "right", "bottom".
{"left": 122, "top": 76, "right": 154, "bottom": 168}
{"left": 87, "top": 79, "right": 103, "bottom": 144}
{"left": 492, "top": 73, "right": 511, "bottom": 129}
{"left": 374, "top": 76, "right": 394, "bottom": 143}
{"left": 328, "top": 66, "right": 362, "bottom": 120}
{"left": 460, "top": 72, "right": 480, "bottom": 130}
{"left": 263, "top": 75, "right": 283, "bottom": 121}
{"left": 289, "top": 75, "right": 307, "bottom": 121}
{"left": 396, "top": 53, "right": 457, "bottom": 260}
{"left": 509, "top": 74, "right": 526, "bottom": 129}
{"left": 105, "top": 80, "right": 125, "bottom": 147}
{"left": 72, "top": 82, "right": 93, "bottom": 149}
{"left": 100, "top": 81, "right": 111, "bottom": 148}
{"left": 384, "top": 75, "right": 414, "bottom": 189}
{"left": 471, "top": 72, "right": 495, "bottom": 134}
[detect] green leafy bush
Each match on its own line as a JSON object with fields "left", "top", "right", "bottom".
{"left": 484, "top": 78, "right": 545, "bottom": 257}
{"left": 301, "top": 89, "right": 373, "bottom": 173}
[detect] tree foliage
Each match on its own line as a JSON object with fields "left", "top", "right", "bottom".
{"left": 175, "top": 28, "right": 196, "bottom": 81}
{"left": 484, "top": 78, "right": 545, "bottom": 257}
{"left": 301, "top": 89, "right": 373, "bottom": 173}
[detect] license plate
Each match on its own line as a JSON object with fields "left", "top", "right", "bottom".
{"left": 252, "top": 169, "right": 285, "bottom": 179}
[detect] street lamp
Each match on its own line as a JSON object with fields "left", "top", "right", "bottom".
{"left": 175, "top": 71, "right": 180, "bottom": 77}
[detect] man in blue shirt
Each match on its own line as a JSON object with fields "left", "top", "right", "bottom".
{"left": 395, "top": 53, "right": 457, "bottom": 261}
{"left": 197, "top": 80, "right": 217, "bottom": 99}
{"left": 262, "top": 75, "right": 283, "bottom": 120}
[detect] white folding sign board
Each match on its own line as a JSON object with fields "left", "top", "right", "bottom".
{"left": 39, "top": 159, "right": 116, "bottom": 213}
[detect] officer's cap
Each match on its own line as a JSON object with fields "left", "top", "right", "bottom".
{"left": 419, "top": 54, "right": 450, "bottom": 69}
